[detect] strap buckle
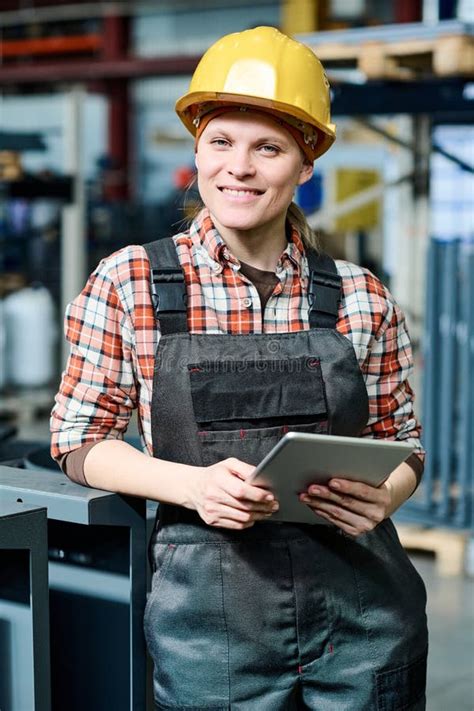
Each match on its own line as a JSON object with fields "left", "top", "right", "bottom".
{"left": 151, "top": 268, "right": 187, "bottom": 313}
{"left": 308, "top": 269, "right": 342, "bottom": 318}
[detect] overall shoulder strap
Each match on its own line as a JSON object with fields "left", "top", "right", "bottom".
{"left": 143, "top": 238, "right": 188, "bottom": 335}
{"left": 305, "top": 250, "right": 342, "bottom": 329}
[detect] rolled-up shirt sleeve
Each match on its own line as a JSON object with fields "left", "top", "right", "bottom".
{"left": 360, "top": 286, "right": 425, "bottom": 484}
{"left": 50, "top": 258, "right": 137, "bottom": 472}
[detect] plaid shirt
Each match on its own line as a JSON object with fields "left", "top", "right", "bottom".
{"left": 51, "top": 208, "right": 424, "bottom": 472}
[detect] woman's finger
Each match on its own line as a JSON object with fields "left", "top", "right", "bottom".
{"left": 327, "top": 478, "right": 384, "bottom": 503}
{"left": 305, "top": 498, "right": 381, "bottom": 535}
{"left": 308, "top": 498, "right": 370, "bottom": 527}
{"left": 201, "top": 502, "right": 276, "bottom": 527}
{"left": 312, "top": 508, "right": 361, "bottom": 537}
{"left": 302, "top": 491, "right": 384, "bottom": 522}
{"left": 222, "top": 471, "right": 275, "bottom": 505}
{"left": 304, "top": 481, "right": 385, "bottom": 506}
{"left": 214, "top": 490, "right": 279, "bottom": 514}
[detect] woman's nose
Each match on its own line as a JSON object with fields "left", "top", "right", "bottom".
{"left": 227, "top": 149, "right": 256, "bottom": 178}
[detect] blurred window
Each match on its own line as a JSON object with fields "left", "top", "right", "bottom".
{"left": 132, "top": 1, "right": 280, "bottom": 57}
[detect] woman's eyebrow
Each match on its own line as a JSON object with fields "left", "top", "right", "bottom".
{"left": 205, "top": 127, "right": 233, "bottom": 140}
{"left": 254, "top": 135, "right": 288, "bottom": 145}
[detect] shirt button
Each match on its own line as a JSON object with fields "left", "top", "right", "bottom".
{"left": 242, "top": 297, "right": 252, "bottom": 308}
{"left": 212, "top": 263, "right": 221, "bottom": 272}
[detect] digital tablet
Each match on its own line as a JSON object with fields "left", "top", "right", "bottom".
{"left": 250, "top": 433, "right": 415, "bottom": 525}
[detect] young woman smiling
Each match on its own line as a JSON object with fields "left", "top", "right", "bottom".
{"left": 195, "top": 111, "right": 314, "bottom": 271}
{"left": 51, "top": 26, "right": 428, "bottom": 710}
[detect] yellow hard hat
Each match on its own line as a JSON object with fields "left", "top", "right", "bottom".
{"left": 175, "top": 26, "right": 336, "bottom": 161}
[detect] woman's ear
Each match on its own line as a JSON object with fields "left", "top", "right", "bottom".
{"left": 297, "top": 160, "right": 314, "bottom": 186}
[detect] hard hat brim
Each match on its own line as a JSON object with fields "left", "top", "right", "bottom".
{"left": 175, "top": 91, "right": 336, "bottom": 160}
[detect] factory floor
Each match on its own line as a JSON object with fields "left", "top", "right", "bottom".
{"left": 5, "top": 416, "right": 474, "bottom": 710}
{"left": 410, "top": 555, "right": 473, "bottom": 711}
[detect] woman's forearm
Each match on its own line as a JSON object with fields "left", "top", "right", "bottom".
{"left": 83, "top": 439, "right": 196, "bottom": 506}
{"left": 82, "top": 440, "right": 276, "bottom": 529}
{"left": 385, "top": 461, "right": 418, "bottom": 516}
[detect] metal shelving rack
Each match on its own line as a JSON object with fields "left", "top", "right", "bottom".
{"left": 326, "top": 78, "right": 473, "bottom": 533}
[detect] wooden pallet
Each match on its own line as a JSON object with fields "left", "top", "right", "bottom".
{"left": 309, "top": 33, "right": 474, "bottom": 79}
{"left": 395, "top": 524, "right": 469, "bottom": 577}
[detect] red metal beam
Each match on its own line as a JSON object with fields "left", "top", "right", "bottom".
{"left": 0, "top": 55, "right": 200, "bottom": 85}
{"left": 395, "top": 0, "right": 422, "bottom": 23}
{"left": 102, "top": 13, "right": 128, "bottom": 58}
{"left": 1, "top": 34, "right": 102, "bottom": 57}
{"left": 102, "top": 13, "right": 130, "bottom": 201}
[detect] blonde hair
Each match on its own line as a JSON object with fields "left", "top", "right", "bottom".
{"left": 287, "top": 201, "right": 320, "bottom": 252}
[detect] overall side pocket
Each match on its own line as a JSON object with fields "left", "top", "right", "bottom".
{"left": 143, "top": 543, "right": 176, "bottom": 637}
{"left": 146, "top": 542, "right": 231, "bottom": 707}
{"left": 376, "top": 648, "right": 428, "bottom": 711}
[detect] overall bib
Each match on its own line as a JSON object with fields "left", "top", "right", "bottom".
{"left": 143, "top": 239, "right": 428, "bottom": 711}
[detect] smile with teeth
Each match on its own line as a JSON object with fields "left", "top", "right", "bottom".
{"left": 219, "top": 187, "right": 264, "bottom": 196}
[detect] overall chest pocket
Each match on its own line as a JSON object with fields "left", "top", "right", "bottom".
{"left": 189, "top": 357, "right": 329, "bottom": 466}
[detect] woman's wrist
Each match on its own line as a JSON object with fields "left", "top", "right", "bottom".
{"left": 138, "top": 454, "right": 201, "bottom": 508}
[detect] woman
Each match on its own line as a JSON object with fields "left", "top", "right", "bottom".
{"left": 51, "top": 26, "right": 428, "bottom": 710}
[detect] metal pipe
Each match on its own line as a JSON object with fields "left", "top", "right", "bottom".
{"left": 60, "top": 85, "right": 87, "bottom": 368}
{"left": 423, "top": 0, "right": 440, "bottom": 25}
{"left": 455, "top": 241, "right": 474, "bottom": 526}
{"left": 421, "top": 239, "right": 439, "bottom": 512}
{"left": 354, "top": 118, "right": 474, "bottom": 174}
{"left": 438, "top": 239, "right": 459, "bottom": 521}
{"left": 299, "top": 19, "right": 471, "bottom": 45}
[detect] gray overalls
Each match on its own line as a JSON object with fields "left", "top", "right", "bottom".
{"left": 143, "top": 239, "right": 428, "bottom": 711}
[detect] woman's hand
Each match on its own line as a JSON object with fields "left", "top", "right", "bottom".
{"left": 299, "top": 462, "right": 418, "bottom": 537}
{"left": 189, "top": 458, "right": 279, "bottom": 529}
{"left": 299, "top": 478, "right": 395, "bottom": 536}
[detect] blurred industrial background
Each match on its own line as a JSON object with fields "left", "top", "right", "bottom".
{"left": 0, "top": 1, "right": 472, "bottom": 710}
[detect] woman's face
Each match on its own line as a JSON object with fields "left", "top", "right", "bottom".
{"left": 195, "top": 111, "right": 313, "bottom": 237}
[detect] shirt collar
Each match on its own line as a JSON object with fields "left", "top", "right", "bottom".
{"left": 282, "top": 223, "right": 305, "bottom": 272}
{"left": 190, "top": 207, "right": 306, "bottom": 273}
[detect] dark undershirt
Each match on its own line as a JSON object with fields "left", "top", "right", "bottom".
{"left": 59, "top": 261, "right": 423, "bottom": 485}
{"left": 238, "top": 259, "right": 279, "bottom": 311}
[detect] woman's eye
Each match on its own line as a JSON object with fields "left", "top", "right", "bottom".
{"left": 211, "top": 138, "right": 230, "bottom": 147}
{"left": 260, "top": 144, "right": 279, "bottom": 154}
